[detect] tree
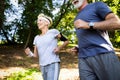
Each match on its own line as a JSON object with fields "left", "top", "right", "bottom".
{"left": 0, "top": 0, "right": 16, "bottom": 44}
{"left": 16, "top": 0, "right": 73, "bottom": 48}
{"left": 0, "top": 0, "right": 5, "bottom": 30}
{"left": 1, "top": 0, "right": 120, "bottom": 48}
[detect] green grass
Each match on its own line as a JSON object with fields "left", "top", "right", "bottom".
{"left": 4, "top": 68, "right": 43, "bottom": 80}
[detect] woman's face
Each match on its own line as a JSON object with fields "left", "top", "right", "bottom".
{"left": 37, "top": 17, "right": 49, "bottom": 29}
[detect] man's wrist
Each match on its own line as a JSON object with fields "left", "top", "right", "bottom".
{"left": 88, "top": 22, "right": 95, "bottom": 29}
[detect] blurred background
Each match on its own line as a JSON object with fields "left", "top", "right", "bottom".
{"left": 0, "top": 0, "right": 120, "bottom": 80}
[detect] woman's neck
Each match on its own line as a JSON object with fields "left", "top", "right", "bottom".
{"left": 41, "top": 28, "right": 49, "bottom": 35}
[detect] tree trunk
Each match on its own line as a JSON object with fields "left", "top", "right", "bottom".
{"left": 24, "top": 26, "right": 32, "bottom": 48}
{"left": 0, "top": 0, "right": 5, "bottom": 30}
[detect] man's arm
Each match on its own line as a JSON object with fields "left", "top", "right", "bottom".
{"left": 74, "top": 13, "right": 120, "bottom": 30}
{"left": 94, "top": 13, "right": 120, "bottom": 30}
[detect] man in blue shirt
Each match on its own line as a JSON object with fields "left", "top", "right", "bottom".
{"left": 71, "top": 0, "right": 120, "bottom": 80}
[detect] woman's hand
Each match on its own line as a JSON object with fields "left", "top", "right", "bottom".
{"left": 24, "top": 47, "right": 31, "bottom": 55}
{"left": 54, "top": 47, "right": 60, "bottom": 54}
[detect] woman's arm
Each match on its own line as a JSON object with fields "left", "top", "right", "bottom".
{"left": 24, "top": 46, "right": 38, "bottom": 58}
{"left": 54, "top": 33, "right": 69, "bottom": 53}
{"left": 33, "top": 46, "right": 38, "bottom": 58}
{"left": 58, "top": 33, "right": 69, "bottom": 50}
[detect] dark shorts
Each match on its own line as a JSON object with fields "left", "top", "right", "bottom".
{"left": 79, "top": 52, "right": 120, "bottom": 80}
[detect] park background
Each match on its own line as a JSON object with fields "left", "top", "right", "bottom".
{"left": 0, "top": 0, "right": 120, "bottom": 80}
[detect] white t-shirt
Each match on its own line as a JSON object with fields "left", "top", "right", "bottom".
{"left": 33, "top": 29, "right": 60, "bottom": 66}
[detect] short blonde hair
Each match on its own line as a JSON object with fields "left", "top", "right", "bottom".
{"left": 37, "top": 13, "right": 52, "bottom": 26}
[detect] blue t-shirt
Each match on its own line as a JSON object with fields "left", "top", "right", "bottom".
{"left": 74, "top": 1, "right": 114, "bottom": 58}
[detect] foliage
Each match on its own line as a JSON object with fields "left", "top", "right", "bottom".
{"left": 0, "top": 0, "right": 120, "bottom": 48}
{"left": 5, "top": 68, "right": 42, "bottom": 80}
{"left": 103, "top": 0, "right": 120, "bottom": 48}
{"left": 110, "top": 31, "right": 120, "bottom": 48}
{"left": 57, "top": 10, "right": 78, "bottom": 44}
{"left": 0, "top": 0, "right": 14, "bottom": 44}
{"left": 16, "top": 0, "right": 74, "bottom": 47}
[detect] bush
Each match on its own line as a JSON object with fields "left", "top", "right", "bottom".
{"left": 4, "top": 68, "right": 43, "bottom": 80}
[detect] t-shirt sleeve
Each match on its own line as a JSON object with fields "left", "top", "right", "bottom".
{"left": 33, "top": 35, "right": 37, "bottom": 45}
{"left": 52, "top": 29, "right": 60, "bottom": 37}
{"left": 96, "top": 2, "right": 112, "bottom": 19}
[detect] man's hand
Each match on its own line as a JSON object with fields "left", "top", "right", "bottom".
{"left": 66, "top": 46, "right": 79, "bottom": 55}
{"left": 74, "top": 19, "right": 89, "bottom": 29}
{"left": 71, "top": 46, "right": 78, "bottom": 53}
